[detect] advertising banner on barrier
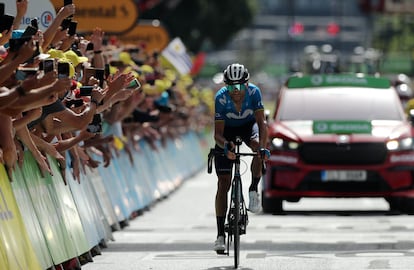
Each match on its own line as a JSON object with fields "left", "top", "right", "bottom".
{"left": 97, "top": 154, "right": 132, "bottom": 222}
{"left": 112, "top": 153, "right": 142, "bottom": 212}
{"left": 12, "top": 167, "right": 54, "bottom": 269}
{"left": 20, "top": 151, "right": 78, "bottom": 264}
{"left": 0, "top": 165, "right": 42, "bottom": 270}
{"left": 85, "top": 165, "right": 120, "bottom": 231}
{"left": 79, "top": 170, "right": 114, "bottom": 243}
{"left": 66, "top": 165, "right": 101, "bottom": 249}
{"left": 46, "top": 156, "right": 90, "bottom": 256}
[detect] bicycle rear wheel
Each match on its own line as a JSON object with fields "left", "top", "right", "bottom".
{"left": 233, "top": 176, "right": 241, "bottom": 269}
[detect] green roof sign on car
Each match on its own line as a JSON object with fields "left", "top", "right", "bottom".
{"left": 313, "top": 120, "right": 372, "bottom": 134}
{"left": 287, "top": 74, "right": 390, "bottom": 89}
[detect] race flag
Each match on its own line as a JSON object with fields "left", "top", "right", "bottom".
{"left": 161, "top": 37, "right": 192, "bottom": 75}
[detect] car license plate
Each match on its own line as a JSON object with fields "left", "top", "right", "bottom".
{"left": 321, "top": 170, "right": 367, "bottom": 181}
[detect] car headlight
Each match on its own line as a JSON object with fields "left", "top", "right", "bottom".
{"left": 386, "top": 137, "right": 413, "bottom": 151}
{"left": 270, "top": 137, "right": 299, "bottom": 151}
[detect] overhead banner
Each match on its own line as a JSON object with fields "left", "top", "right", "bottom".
{"left": 49, "top": 0, "right": 138, "bottom": 33}
{"left": 118, "top": 21, "right": 170, "bottom": 53}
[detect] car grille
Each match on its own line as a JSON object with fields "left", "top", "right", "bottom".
{"left": 300, "top": 142, "right": 387, "bottom": 165}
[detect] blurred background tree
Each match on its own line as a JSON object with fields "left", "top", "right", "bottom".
{"left": 139, "top": 0, "right": 259, "bottom": 52}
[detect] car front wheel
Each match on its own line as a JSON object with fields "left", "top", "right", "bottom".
{"left": 262, "top": 192, "right": 283, "bottom": 214}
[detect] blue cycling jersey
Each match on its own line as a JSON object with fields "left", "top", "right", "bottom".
{"left": 214, "top": 83, "right": 264, "bottom": 127}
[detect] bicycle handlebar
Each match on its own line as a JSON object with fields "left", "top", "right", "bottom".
{"left": 207, "top": 148, "right": 267, "bottom": 175}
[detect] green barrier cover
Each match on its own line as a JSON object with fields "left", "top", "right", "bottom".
{"left": 12, "top": 167, "right": 54, "bottom": 269}
{"left": 20, "top": 151, "right": 78, "bottom": 264}
{"left": 46, "top": 155, "right": 90, "bottom": 256}
{"left": 0, "top": 164, "right": 42, "bottom": 270}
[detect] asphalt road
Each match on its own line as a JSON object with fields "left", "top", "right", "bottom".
{"left": 83, "top": 167, "right": 414, "bottom": 270}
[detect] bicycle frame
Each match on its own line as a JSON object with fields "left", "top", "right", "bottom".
{"left": 208, "top": 136, "right": 260, "bottom": 269}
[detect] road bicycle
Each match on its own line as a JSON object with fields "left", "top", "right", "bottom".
{"left": 208, "top": 136, "right": 266, "bottom": 269}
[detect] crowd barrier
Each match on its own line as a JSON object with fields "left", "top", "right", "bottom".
{"left": 0, "top": 130, "right": 212, "bottom": 270}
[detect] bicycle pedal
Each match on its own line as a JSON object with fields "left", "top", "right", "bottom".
{"left": 216, "top": 250, "right": 226, "bottom": 255}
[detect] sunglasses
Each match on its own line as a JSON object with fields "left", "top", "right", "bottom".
{"left": 226, "top": 83, "right": 247, "bottom": 92}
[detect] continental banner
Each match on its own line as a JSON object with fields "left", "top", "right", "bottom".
{"left": 0, "top": 164, "right": 42, "bottom": 270}
{"left": 118, "top": 21, "right": 170, "bottom": 53}
{"left": 49, "top": 0, "right": 139, "bottom": 33}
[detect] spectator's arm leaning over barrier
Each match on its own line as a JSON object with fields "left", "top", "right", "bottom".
{"left": 82, "top": 135, "right": 113, "bottom": 167}
{"left": 29, "top": 132, "right": 65, "bottom": 163}
{"left": 0, "top": 113, "right": 18, "bottom": 179}
{"left": 2, "top": 75, "right": 71, "bottom": 116}
{"left": 0, "top": 87, "right": 20, "bottom": 109}
{"left": 99, "top": 71, "right": 135, "bottom": 109}
{"left": 41, "top": 86, "right": 104, "bottom": 135}
{"left": 53, "top": 129, "right": 95, "bottom": 153}
{"left": 14, "top": 124, "right": 52, "bottom": 176}
{"left": 0, "top": 37, "right": 36, "bottom": 85}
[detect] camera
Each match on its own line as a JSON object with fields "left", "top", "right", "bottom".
{"left": 79, "top": 86, "right": 93, "bottom": 96}
{"left": 127, "top": 78, "right": 141, "bottom": 90}
{"left": 9, "top": 37, "right": 31, "bottom": 52}
{"left": 15, "top": 66, "right": 38, "bottom": 81}
{"left": 61, "top": 18, "right": 71, "bottom": 31}
{"left": 87, "top": 114, "right": 102, "bottom": 134}
{"left": 57, "top": 62, "right": 70, "bottom": 78}
{"left": 95, "top": 68, "right": 105, "bottom": 88}
{"left": 68, "top": 21, "right": 77, "bottom": 36}
{"left": 65, "top": 99, "right": 84, "bottom": 108}
{"left": 40, "top": 59, "right": 55, "bottom": 73}
{"left": 31, "top": 18, "right": 39, "bottom": 30}
{"left": 0, "top": 14, "right": 14, "bottom": 33}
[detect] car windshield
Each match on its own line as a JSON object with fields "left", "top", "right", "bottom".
{"left": 278, "top": 87, "right": 405, "bottom": 121}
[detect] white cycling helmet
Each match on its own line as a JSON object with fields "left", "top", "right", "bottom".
{"left": 223, "top": 63, "right": 250, "bottom": 85}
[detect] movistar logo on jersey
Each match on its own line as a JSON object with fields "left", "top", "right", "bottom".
{"left": 226, "top": 109, "right": 254, "bottom": 120}
{"left": 288, "top": 74, "right": 390, "bottom": 89}
{"left": 218, "top": 95, "right": 227, "bottom": 106}
{"left": 313, "top": 120, "right": 372, "bottom": 134}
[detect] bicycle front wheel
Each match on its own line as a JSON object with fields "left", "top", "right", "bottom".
{"left": 233, "top": 176, "right": 241, "bottom": 269}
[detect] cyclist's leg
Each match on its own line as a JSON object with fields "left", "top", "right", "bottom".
{"left": 214, "top": 144, "right": 233, "bottom": 252}
{"left": 243, "top": 122, "right": 262, "bottom": 191}
{"left": 215, "top": 174, "right": 231, "bottom": 234}
{"left": 245, "top": 123, "right": 263, "bottom": 213}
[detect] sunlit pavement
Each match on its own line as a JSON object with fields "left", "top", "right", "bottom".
{"left": 83, "top": 169, "right": 414, "bottom": 270}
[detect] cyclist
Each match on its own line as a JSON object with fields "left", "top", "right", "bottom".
{"left": 213, "top": 63, "right": 270, "bottom": 253}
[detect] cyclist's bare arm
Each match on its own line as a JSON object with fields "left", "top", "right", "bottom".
{"left": 214, "top": 120, "right": 227, "bottom": 148}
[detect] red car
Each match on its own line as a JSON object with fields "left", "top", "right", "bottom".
{"left": 263, "top": 74, "right": 414, "bottom": 214}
